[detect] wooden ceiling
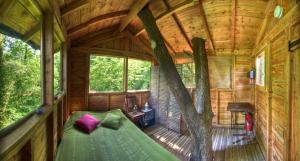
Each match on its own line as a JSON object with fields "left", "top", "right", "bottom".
{"left": 58, "top": 0, "right": 279, "bottom": 56}
{"left": 1, "top": 0, "right": 297, "bottom": 57}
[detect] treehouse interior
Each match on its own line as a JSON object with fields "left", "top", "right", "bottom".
{"left": 0, "top": 0, "right": 299, "bottom": 161}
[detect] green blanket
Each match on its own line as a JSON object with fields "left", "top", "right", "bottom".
{"left": 55, "top": 109, "right": 179, "bottom": 161}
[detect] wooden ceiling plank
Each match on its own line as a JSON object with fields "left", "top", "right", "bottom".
{"left": 119, "top": 0, "right": 150, "bottom": 32}
{"left": 0, "top": 0, "right": 18, "bottom": 20}
{"left": 162, "top": 0, "right": 193, "bottom": 52}
{"left": 255, "top": 0, "right": 276, "bottom": 46}
{"left": 230, "top": 0, "right": 236, "bottom": 52}
{"left": 68, "top": 10, "right": 129, "bottom": 35}
{"left": 74, "top": 29, "right": 128, "bottom": 47}
{"left": 197, "top": 0, "right": 215, "bottom": 54}
{"left": 135, "top": 0, "right": 195, "bottom": 36}
{"left": 60, "top": 0, "right": 88, "bottom": 16}
{"left": 22, "top": 23, "right": 40, "bottom": 42}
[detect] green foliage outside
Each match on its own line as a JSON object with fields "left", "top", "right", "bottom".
{"left": 89, "top": 56, "right": 151, "bottom": 92}
{"left": 176, "top": 63, "right": 195, "bottom": 88}
{"left": 0, "top": 34, "right": 41, "bottom": 129}
{"left": 89, "top": 56, "right": 124, "bottom": 92}
{"left": 128, "top": 59, "right": 151, "bottom": 91}
{"left": 54, "top": 51, "right": 62, "bottom": 95}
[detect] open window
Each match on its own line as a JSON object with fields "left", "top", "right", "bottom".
{"left": 89, "top": 55, "right": 124, "bottom": 92}
{"left": 256, "top": 50, "right": 265, "bottom": 87}
{"left": 0, "top": 34, "right": 42, "bottom": 129}
{"left": 54, "top": 49, "right": 62, "bottom": 95}
{"left": 128, "top": 59, "right": 151, "bottom": 91}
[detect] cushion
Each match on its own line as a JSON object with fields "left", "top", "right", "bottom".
{"left": 101, "top": 113, "right": 122, "bottom": 129}
{"left": 75, "top": 114, "right": 101, "bottom": 133}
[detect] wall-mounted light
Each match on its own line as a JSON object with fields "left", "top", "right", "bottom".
{"left": 274, "top": 5, "right": 284, "bottom": 19}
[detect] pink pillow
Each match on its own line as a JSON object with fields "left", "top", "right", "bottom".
{"left": 75, "top": 114, "right": 100, "bottom": 133}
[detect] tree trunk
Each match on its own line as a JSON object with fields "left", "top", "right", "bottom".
{"left": 192, "top": 38, "right": 213, "bottom": 161}
{"left": 138, "top": 6, "right": 213, "bottom": 161}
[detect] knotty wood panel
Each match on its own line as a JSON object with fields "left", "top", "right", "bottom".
{"left": 255, "top": 88, "right": 269, "bottom": 158}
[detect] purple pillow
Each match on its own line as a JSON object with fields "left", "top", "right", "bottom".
{"left": 75, "top": 114, "right": 100, "bottom": 133}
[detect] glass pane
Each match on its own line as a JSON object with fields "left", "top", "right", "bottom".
{"left": 128, "top": 59, "right": 151, "bottom": 91}
{"left": 89, "top": 55, "right": 124, "bottom": 92}
{"left": 54, "top": 51, "right": 62, "bottom": 95}
{"left": 0, "top": 34, "right": 41, "bottom": 129}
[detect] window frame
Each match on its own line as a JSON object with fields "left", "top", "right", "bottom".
{"left": 255, "top": 49, "right": 266, "bottom": 87}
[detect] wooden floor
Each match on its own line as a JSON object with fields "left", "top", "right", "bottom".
{"left": 144, "top": 125, "right": 265, "bottom": 161}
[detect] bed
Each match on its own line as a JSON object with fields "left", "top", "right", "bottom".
{"left": 55, "top": 109, "right": 180, "bottom": 161}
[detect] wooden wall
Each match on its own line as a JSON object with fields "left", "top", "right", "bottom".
{"left": 253, "top": 3, "right": 300, "bottom": 161}
{"left": 68, "top": 36, "right": 153, "bottom": 112}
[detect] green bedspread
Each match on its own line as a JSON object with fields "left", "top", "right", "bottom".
{"left": 55, "top": 109, "right": 180, "bottom": 161}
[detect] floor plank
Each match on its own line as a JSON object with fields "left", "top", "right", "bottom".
{"left": 144, "top": 125, "right": 265, "bottom": 161}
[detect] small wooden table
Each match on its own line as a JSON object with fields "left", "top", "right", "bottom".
{"left": 227, "top": 102, "right": 254, "bottom": 129}
{"left": 127, "top": 111, "right": 145, "bottom": 125}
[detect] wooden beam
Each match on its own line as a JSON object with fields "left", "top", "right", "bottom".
{"left": 197, "top": 0, "right": 215, "bottom": 54}
{"left": 61, "top": 0, "right": 89, "bottom": 16}
{"left": 71, "top": 47, "right": 155, "bottom": 61}
{"left": 126, "top": 30, "right": 153, "bottom": 54}
{"left": 135, "top": 0, "right": 195, "bottom": 36}
{"left": 68, "top": 10, "right": 129, "bottom": 35}
{"left": 255, "top": 0, "right": 276, "bottom": 46}
{"left": 22, "top": 23, "right": 40, "bottom": 42}
{"left": 230, "top": 0, "right": 236, "bottom": 52}
{"left": 41, "top": 10, "right": 54, "bottom": 106}
{"left": 119, "top": 0, "right": 150, "bottom": 32}
{"left": 162, "top": 0, "right": 193, "bottom": 51}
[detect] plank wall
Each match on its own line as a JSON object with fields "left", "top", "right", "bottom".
{"left": 252, "top": 4, "right": 300, "bottom": 161}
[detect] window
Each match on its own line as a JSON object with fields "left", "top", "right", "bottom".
{"left": 128, "top": 59, "right": 151, "bottom": 91}
{"left": 256, "top": 51, "right": 265, "bottom": 86}
{"left": 176, "top": 63, "right": 195, "bottom": 88}
{"left": 0, "top": 34, "right": 41, "bottom": 129}
{"left": 208, "top": 56, "right": 232, "bottom": 89}
{"left": 89, "top": 55, "right": 124, "bottom": 92}
{"left": 54, "top": 50, "right": 62, "bottom": 95}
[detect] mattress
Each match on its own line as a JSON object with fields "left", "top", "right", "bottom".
{"left": 55, "top": 109, "right": 179, "bottom": 161}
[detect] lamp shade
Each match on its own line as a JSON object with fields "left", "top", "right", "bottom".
{"left": 274, "top": 5, "right": 283, "bottom": 19}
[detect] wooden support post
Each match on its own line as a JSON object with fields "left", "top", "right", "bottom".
{"left": 124, "top": 58, "right": 128, "bottom": 92}
{"left": 41, "top": 10, "right": 54, "bottom": 106}
{"left": 138, "top": 6, "right": 212, "bottom": 161}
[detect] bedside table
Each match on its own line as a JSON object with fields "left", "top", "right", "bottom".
{"left": 127, "top": 111, "right": 144, "bottom": 125}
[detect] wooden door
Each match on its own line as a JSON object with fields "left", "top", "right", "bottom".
{"left": 290, "top": 21, "right": 300, "bottom": 161}
{"left": 269, "top": 30, "right": 290, "bottom": 161}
